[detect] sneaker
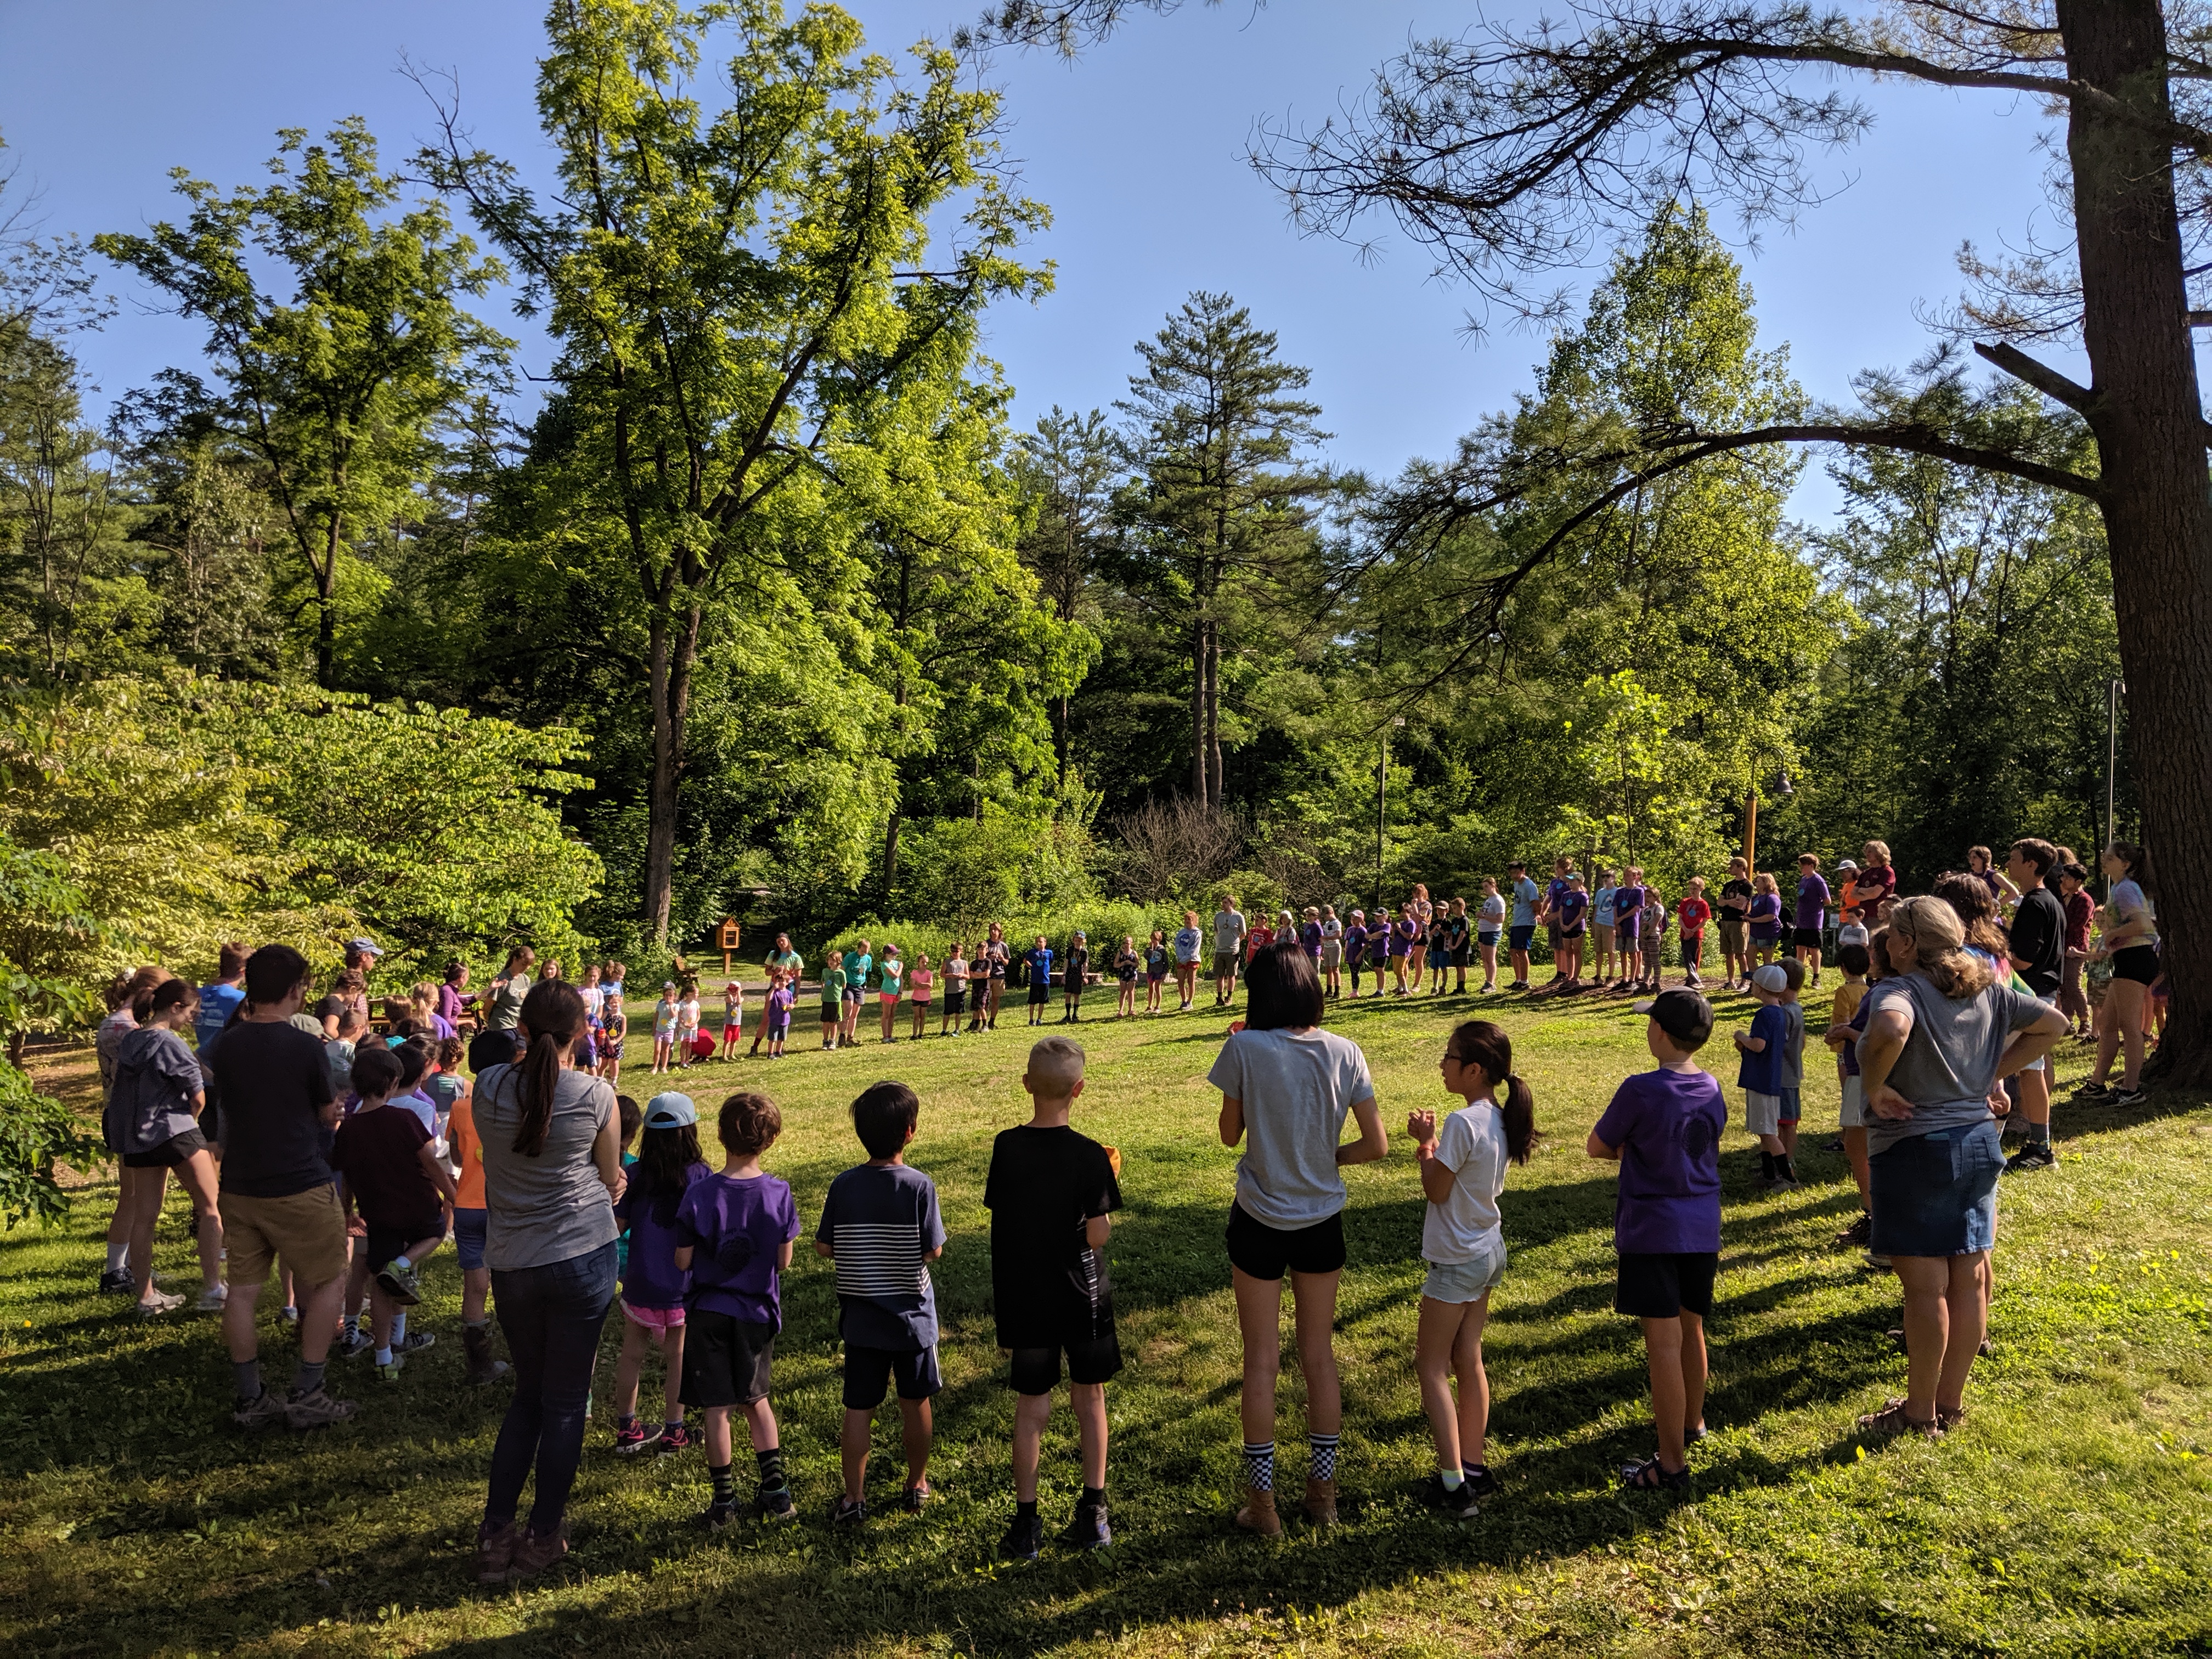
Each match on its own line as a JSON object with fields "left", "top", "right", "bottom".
{"left": 613, "top": 1423, "right": 661, "bottom": 1455}
{"left": 1060, "top": 1498, "right": 1111, "bottom": 1549}
{"left": 475, "top": 1519, "right": 518, "bottom": 1585}
{"left": 2113, "top": 1087, "right": 2149, "bottom": 1107}
{"left": 998, "top": 1510, "right": 1043, "bottom": 1561}
{"left": 2074, "top": 1081, "right": 2114, "bottom": 1101}
{"left": 756, "top": 1485, "right": 797, "bottom": 1523}
{"left": 657, "top": 1424, "right": 696, "bottom": 1453}
{"left": 97, "top": 1267, "right": 134, "bottom": 1295}
{"left": 194, "top": 1284, "right": 228, "bottom": 1312}
{"left": 232, "top": 1387, "right": 291, "bottom": 1432}
{"left": 697, "top": 1496, "right": 740, "bottom": 1531}
{"left": 1864, "top": 1251, "right": 1892, "bottom": 1269}
{"left": 375, "top": 1358, "right": 406, "bottom": 1382}
{"left": 1419, "top": 1473, "right": 1480, "bottom": 1520}
{"left": 1836, "top": 1214, "right": 1872, "bottom": 1249}
{"left": 830, "top": 1496, "right": 867, "bottom": 1527}
{"left": 508, "top": 1522, "right": 569, "bottom": 1579}
{"left": 394, "top": 1329, "right": 436, "bottom": 1357}
{"left": 136, "top": 1289, "right": 187, "bottom": 1317}
{"left": 2004, "top": 1141, "right": 2057, "bottom": 1175}
{"left": 900, "top": 1483, "right": 930, "bottom": 1514}
{"left": 375, "top": 1260, "right": 424, "bottom": 1306}
{"left": 1461, "top": 1464, "right": 1501, "bottom": 1499}
{"left": 284, "top": 1386, "right": 359, "bottom": 1430}
{"left": 276, "top": 1305, "right": 300, "bottom": 1327}
{"left": 332, "top": 1329, "right": 373, "bottom": 1361}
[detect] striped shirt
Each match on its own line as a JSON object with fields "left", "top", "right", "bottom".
{"left": 815, "top": 1161, "right": 945, "bottom": 1351}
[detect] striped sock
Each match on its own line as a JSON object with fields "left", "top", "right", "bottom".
{"left": 1308, "top": 1433, "right": 1340, "bottom": 1483}
{"left": 1242, "top": 1441, "right": 1275, "bottom": 1492}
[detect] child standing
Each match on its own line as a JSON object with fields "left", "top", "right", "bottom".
{"left": 1610, "top": 869, "right": 1645, "bottom": 993}
{"left": 721, "top": 981, "right": 744, "bottom": 1058}
{"left": 1144, "top": 931, "right": 1169, "bottom": 1013}
{"left": 331, "top": 1046, "right": 458, "bottom": 1382}
{"left": 613, "top": 1092, "right": 712, "bottom": 1454}
{"left": 841, "top": 941, "right": 872, "bottom": 1048}
{"left": 1675, "top": 878, "right": 1712, "bottom": 989}
{"left": 444, "top": 1077, "right": 509, "bottom": 1385}
{"left": 1824, "top": 940, "right": 1874, "bottom": 1245}
{"left": 1407, "top": 1020, "right": 1535, "bottom": 1519}
{"left": 941, "top": 945, "right": 969, "bottom": 1036}
{"left": 877, "top": 945, "right": 904, "bottom": 1043}
{"left": 1062, "top": 932, "right": 1090, "bottom": 1023}
{"left": 985, "top": 1037, "right": 1124, "bottom": 1559}
{"left": 674, "top": 980, "right": 703, "bottom": 1068}
{"left": 763, "top": 971, "right": 794, "bottom": 1058}
{"left": 1344, "top": 910, "right": 1369, "bottom": 998}
{"left": 1477, "top": 881, "right": 1505, "bottom": 992}
{"left": 815, "top": 1082, "right": 945, "bottom": 1523}
{"left": 653, "top": 983, "right": 678, "bottom": 1074}
{"left": 820, "top": 951, "right": 847, "bottom": 1051}
{"left": 1320, "top": 906, "right": 1345, "bottom": 998}
{"left": 1114, "top": 936, "right": 1139, "bottom": 1019}
{"left": 1747, "top": 873, "right": 1783, "bottom": 969}
{"left": 599, "top": 1002, "right": 626, "bottom": 1086}
{"left": 1732, "top": 963, "right": 1802, "bottom": 1188}
{"left": 1639, "top": 885, "right": 1668, "bottom": 994}
{"left": 1591, "top": 869, "right": 1617, "bottom": 989}
{"left": 674, "top": 1092, "right": 800, "bottom": 1526}
{"left": 1588, "top": 989, "right": 1726, "bottom": 1491}
{"left": 1026, "top": 935, "right": 1054, "bottom": 1028}
{"left": 1554, "top": 874, "right": 1589, "bottom": 989}
{"left": 907, "top": 953, "right": 934, "bottom": 1039}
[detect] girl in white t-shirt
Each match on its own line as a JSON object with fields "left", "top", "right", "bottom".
{"left": 1406, "top": 1018, "right": 1536, "bottom": 1520}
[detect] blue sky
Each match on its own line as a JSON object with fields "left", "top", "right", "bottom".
{"left": 1, "top": 0, "right": 2093, "bottom": 524}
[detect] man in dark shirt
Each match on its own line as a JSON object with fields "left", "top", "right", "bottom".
{"left": 209, "top": 945, "right": 356, "bottom": 1431}
{"left": 1715, "top": 857, "right": 1755, "bottom": 991}
{"left": 2003, "top": 839, "right": 2067, "bottom": 1175}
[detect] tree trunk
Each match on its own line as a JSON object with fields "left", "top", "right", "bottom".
{"left": 642, "top": 600, "right": 702, "bottom": 944}
{"left": 1204, "top": 618, "right": 1223, "bottom": 808}
{"left": 883, "top": 807, "right": 902, "bottom": 902}
{"left": 316, "top": 515, "right": 341, "bottom": 686}
{"left": 2061, "top": 0, "right": 2212, "bottom": 1081}
{"left": 1190, "top": 611, "right": 1209, "bottom": 803}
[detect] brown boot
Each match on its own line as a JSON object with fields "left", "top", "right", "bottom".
{"left": 474, "top": 1519, "right": 518, "bottom": 1585}
{"left": 1233, "top": 1486, "right": 1282, "bottom": 1537}
{"left": 1303, "top": 1477, "right": 1338, "bottom": 1527}
{"left": 462, "top": 1322, "right": 510, "bottom": 1385}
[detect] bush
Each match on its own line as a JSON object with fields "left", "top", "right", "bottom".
{"left": 0, "top": 1062, "right": 104, "bottom": 1229}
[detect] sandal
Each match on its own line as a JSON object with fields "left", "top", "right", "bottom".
{"left": 1855, "top": 1397, "right": 1943, "bottom": 1442}
{"left": 1618, "top": 1455, "right": 1692, "bottom": 1492}
{"left": 1936, "top": 1404, "right": 1968, "bottom": 1431}
{"left": 1683, "top": 1421, "right": 1709, "bottom": 1446}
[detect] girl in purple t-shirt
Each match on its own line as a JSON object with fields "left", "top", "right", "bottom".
{"left": 611, "top": 1102, "right": 712, "bottom": 1454}
{"left": 1747, "top": 873, "right": 1783, "bottom": 968}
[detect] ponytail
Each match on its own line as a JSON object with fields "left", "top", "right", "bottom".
{"left": 1447, "top": 1018, "right": 1539, "bottom": 1165}
{"left": 511, "top": 978, "right": 586, "bottom": 1157}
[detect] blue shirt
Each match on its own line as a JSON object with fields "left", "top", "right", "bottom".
{"left": 1511, "top": 878, "right": 1540, "bottom": 929}
{"left": 1028, "top": 947, "right": 1054, "bottom": 987}
{"left": 1737, "top": 1003, "right": 1790, "bottom": 1094}
{"left": 195, "top": 981, "right": 245, "bottom": 1051}
{"left": 816, "top": 1162, "right": 946, "bottom": 1352}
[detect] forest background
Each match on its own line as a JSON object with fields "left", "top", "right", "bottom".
{"left": 0, "top": 2, "right": 2126, "bottom": 1210}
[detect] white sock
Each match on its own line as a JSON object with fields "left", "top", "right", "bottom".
{"left": 374, "top": 1346, "right": 393, "bottom": 1366}
{"left": 106, "top": 1242, "right": 129, "bottom": 1273}
{"left": 1439, "top": 1467, "right": 1464, "bottom": 1491}
{"left": 391, "top": 1311, "right": 408, "bottom": 1345}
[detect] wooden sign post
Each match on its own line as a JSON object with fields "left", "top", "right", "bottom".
{"left": 718, "top": 918, "right": 741, "bottom": 975}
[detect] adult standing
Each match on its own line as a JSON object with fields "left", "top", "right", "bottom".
{"left": 439, "top": 961, "right": 475, "bottom": 1034}
{"left": 1506, "top": 862, "right": 1539, "bottom": 992}
{"left": 1211, "top": 894, "right": 1248, "bottom": 1008}
{"left": 1850, "top": 842, "right": 1899, "bottom": 929}
{"left": 1208, "top": 941, "right": 1388, "bottom": 1533}
{"left": 95, "top": 966, "right": 171, "bottom": 1294}
{"left": 1854, "top": 899, "right": 2062, "bottom": 1440}
{"left": 195, "top": 944, "right": 249, "bottom": 1052}
{"left": 472, "top": 946, "right": 537, "bottom": 1074}
{"left": 2001, "top": 838, "right": 2067, "bottom": 1173}
{"left": 1714, "top": 857, "right": 1754, "bottom": 992}
{"left": 1793, "top": 855, "right": 1832, "bottom": 988}
{"left": 2080, "top": 842, "right": 2157, "bottom": 1106}
{"left": 211, "top": 945, "right": 357, "bottom": 1431}
{"left": 472, "top": 979, "right": 625, "bottom": 1583}
{"left": 1407, "top": 883, "right": 1435, "bottom": 989}
{"left": 751, "top": 933, "right": 805, "bottom": 1056}
{"left": 111, "top": 979, "right": 225, "bottom": 1314}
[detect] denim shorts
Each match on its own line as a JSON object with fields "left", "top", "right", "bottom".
{"left": 1421, "top": 1244, "right": 1507, "bottom": 1305}
{"left": 1870, "top": 1120, "right": 2002, "bottom": 1257}
{"left": 1508, "top": 924, "right": 1534, "bottom": 952}
{"left": 453, "top": 1206, "right": 489, "bottom": 1271}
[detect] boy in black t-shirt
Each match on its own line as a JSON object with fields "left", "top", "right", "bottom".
{"left": 985, "top": 1036, "right": 1123, "bottom": 1559}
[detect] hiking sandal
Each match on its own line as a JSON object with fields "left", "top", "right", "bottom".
{"left": 1935, "top": 1404, "right": 1969, "bottom": 1431}
{"left": 1618, "top": 1456, "right": 1692, "bottom": 1492}
{"left": 1855, "top": 1397, "right": 1943, "bottom": 1442}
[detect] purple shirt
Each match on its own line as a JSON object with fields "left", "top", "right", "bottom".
{"left": 1344, "top": 923, "right": 1369, "bottom": 961}
{"left": 675, "top": 1170, "right": 800, "bottom": 1327}
{"left": 1557, "top": 890, "right": 1589, "bottom": 931}
{"left": 1613, "top": 884, "right": 1646, "bottom": 939}
{"left": 1593, "top": 1066, "right": 1727, "bottom": 1255}
{"left": 1797, "top": 874, "right": 1831, "bottom": 932}
{"left": 766, "top": 984, "right": 795, "bottom": 1026}
{"left": 1299, "top": 921, "right": 1323, "bottom": 959}
{"left": 1388, "top": 918, "right": 1416, "bottom": 957}
{"left": 615, "top": 1159, "right": 712, "bottom": 1310}
{"left": 1748, "top": 892, "right": 1782, "bottom": 941}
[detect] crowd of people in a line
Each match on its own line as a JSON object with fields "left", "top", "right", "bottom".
{"left": 77, "top": 830, "right": 2162, "bottom": 1576}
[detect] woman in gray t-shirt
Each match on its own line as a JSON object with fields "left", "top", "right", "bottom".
{"left": 1855, "top": 897, "right": 2062, "bottom": 1442}
{"left": 1207, "top": 941, "right": 1386, "bottom": 1536}
{"left": 470, "top": 978, "right": 625, "bottom": 1583}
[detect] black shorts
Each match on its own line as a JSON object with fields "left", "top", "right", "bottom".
{"left": 843, "top": 1342, "right": 942, "bottom": 1408}
{"left": 2111, "top": 945, "right": 2160, "bottom": 985}
{"left": 365, "top": 1216, "right": 443, "bottom": 1273}
{"left": 1226, "top": 1203, "right": 1347, "bottom": 1280}
{"left": 944, "top": 989, "right": 966, "bottom": 1013}
{"left": 1007, "top": 1331, "right": 1123, "bottom": 1395}
{"left": 1450, "top": 945, "right": 1470, "bottom": 967}
{"left": 1028, "top": 982, "right": 1050, "bottom": 1006}
{"left": 1792, "top": 926, "right": 1824, "bottom": 949}
{"left": 682, "top": 1309, "right": 777, "bottom": 1407}
{"left": 1615, "top": 1250, "right": 1718, "bottom": 1319}
{"left": 121, "top": 1125, "right": 209, "bottom": 1169}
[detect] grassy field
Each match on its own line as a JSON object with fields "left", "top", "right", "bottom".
{"left": 4, "top": 980, "right": 2211, "bottom": 1658}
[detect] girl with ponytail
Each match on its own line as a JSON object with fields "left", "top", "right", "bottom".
{"left": 1405, "top": 1019, "right": 1535, "bottom": 1517}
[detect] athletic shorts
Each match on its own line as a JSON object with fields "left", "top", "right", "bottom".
{"left": 2112, "top": 945, "right": 2160, "bottom": 985}
{"left": 820, "top": 1003, "right": 842, "bottom": 1023}
{"left": 1792, "top": 926, "right": 1824, "bottom": 949}
{"left": 365, "top": 1215, "right": 442, "bottom": 1274}
{"left": 1450, "top": 945, "right": 1470, "bottom": 967}
{"left": 1838, "top": 1075, "right": 1866, "bottom": 1129}
{"left": 122, "top": 1125, "right": 209, "bottom": 1169}
{"left": 222, "top": 1183, "right": 348, "bottom": 1289}
{"left": 944, "top": 989, "right": 966, "bottom": 1013}
{"left": 1422, "top": 1243, "right": 1506, "bottom": 1305}
{"left": 453, "top": 1206, "right": 489, "bottom": 1271}
{"left": 622, "top": 1298, "right": 685, "bottom": 1332}
{"left": 1212, "top": 951, "right": 1242, "bottom": 979}
{"left": 1745, "top": 1091, "right": 1783, "bottom": 1136}
{"left": 842, "top": 1342, "right": 942, "bottom": 1408}
{"left": 842, "top": 987, "right": 864, "bottom": 1005}
{"left": 880, "top": 991, "right": 900, "bottom": 1005}
{"left": 1616, "top": 1250, "right": 1718, "bottom": 1319}
{"left": 681, "top": 1309, "right": 776, "bottom": 1408}
{"left": 1028, "top": 982, "right": 1049, "bottom": 1006}
{"left": 1007, "top": 1331, "right": 1123, "bottom": 1394}
{"left": 1225, "top": 1202, "right": 1346, "bottom": 1280}
{"left": 766, "top": 1017, "right": 790, "bottom": 1039}
{"left": 1508, "top": 924, "right": 1534, "bottom": 953}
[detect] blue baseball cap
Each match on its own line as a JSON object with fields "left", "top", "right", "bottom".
{"left": 644, "top": 1092, "right": 697, "bottom": 1129}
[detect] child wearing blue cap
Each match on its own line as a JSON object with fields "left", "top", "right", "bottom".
{"left": 611, "top": 1092, "right": 712, "bottom": 1454}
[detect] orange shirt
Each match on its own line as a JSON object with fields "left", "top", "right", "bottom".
{"left": 449, "top": 1094, "right": 487, "bottom": 1210}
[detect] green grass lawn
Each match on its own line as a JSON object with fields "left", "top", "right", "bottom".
{"left": 5, "top": 981, "right": 2212, "bottom": 1658}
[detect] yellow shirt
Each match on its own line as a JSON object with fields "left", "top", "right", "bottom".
{"left": 1826, "top": 979, "right": 1867, "bottom": 1051}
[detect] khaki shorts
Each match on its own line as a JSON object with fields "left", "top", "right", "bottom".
{"left": 223, "top": 1183, "right": 349, "bottom": 1290}
{"left": 1719, "top": 918, "right": 1748, "bottom": 953}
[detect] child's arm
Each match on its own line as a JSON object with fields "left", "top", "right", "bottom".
{"left": 1585, "top": 1128, "right": 1621, "bottom": 1161}
{"left": 776, "top": 1238, "right": 796, "bottom": 1270}
{"left": 674, "top": 1244, "right": 694, "bottom": 1270}
{"left": 417, "top": 1139, "right": 459, "bottom": 1206}
{"left": 1407, "top": 1108, "right": 1457, "bottom": 1204}
{"left": 1733, "top": 1030, "right": 1765, "bottom": 1051}
{"left": 1084, "top": 1213, "right": 1112, "bottom": 1250}
{"left": 1337, "top": 1096, "right": 1387, "bottom": 1166}
{"left": 1218, "top": 1093, "right": 1245, "bottom": 1147}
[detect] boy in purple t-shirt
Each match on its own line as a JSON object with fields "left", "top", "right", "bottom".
{"left": 674, "top": 1091, "right": 800, "bottom": 1527}
{"left": 1609, "top": 868, "right": 1647, "bottom": 992}
{"left": 1589, "top": 988, "right": 1726, "bottom": 1492}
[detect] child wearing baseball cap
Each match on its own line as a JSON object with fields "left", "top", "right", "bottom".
{"left": 611, "top": 1092, "right": 712, "bottom": 1454}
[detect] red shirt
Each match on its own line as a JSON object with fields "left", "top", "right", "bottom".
{"left": 1676, "top": 896, "right": 1711, "bottom": 935}
{"left": 1849, "top": 864, "right": 1896, "bottom": 922}
{"left": 2064, "top": 889, "right": 2096, "bottom": 952}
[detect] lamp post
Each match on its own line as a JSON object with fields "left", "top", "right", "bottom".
{"left": 1376, "top": 715, "right": 1404, "bottom": 910}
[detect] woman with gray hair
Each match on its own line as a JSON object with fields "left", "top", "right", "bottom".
{"left": 1854, "top": 896, "right": 2064, "bottom": 1441}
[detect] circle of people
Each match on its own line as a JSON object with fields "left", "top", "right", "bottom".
{"left": 84, "top": 833, "right": 2159, "bottom": 1572}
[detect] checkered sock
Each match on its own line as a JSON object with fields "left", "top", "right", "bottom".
{"left": 1308, "top": 1433, "right": 1340, "bottom": 1483}
{"left": 1241, "top": 1441, "right": 1275, "bottom": 1492}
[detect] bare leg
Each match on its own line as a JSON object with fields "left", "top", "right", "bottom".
{"left": 127, "top": 1166, "right": 171, "bottom": 1306}
{"left": 1012, "top": 1390, "right": 1052, "bottom": 1503}
{"left": 1071, "top": 1380, "right": 1108, "bottom": 1489}
{"left": 613, "top": 1316, "right": 650, "bottom": 1419}
{"left": 661, "top": 1325, "right": 685, "bottom": 1423}
{"left": 1843, "top": 1125, "right": 1871, "bottom": 1209}
{"left": 174, "top": 1150, "right": 224, "bottom": 1292}
{"left": 1289, "top": 1268, "right": 1344, "bottom": 1437}
{"left": 1232, "top": 1267, "right": 1284, "bottom": 1447}
{"left": 841, "top": 1406, "right": 873, "bottom": 1500}
{"left": 1415, "top": 1295, "right": 1474, "bottom": 1471}
{"left": 898, "top": 1396, "right": 932, "bottom": 1490}
{"left": 1453, "top": 1296, "right": 1492, "bottom": 1464}
{"left": 704, "top": 1403, "right": 733, "bottom": 1465}
{"left": 462, "top": 1265, "right": 491, "bottom": 1324}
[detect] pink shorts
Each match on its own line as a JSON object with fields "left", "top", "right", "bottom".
{"left": 621, "top": 1299, "right": 685, "bottom": 1332}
